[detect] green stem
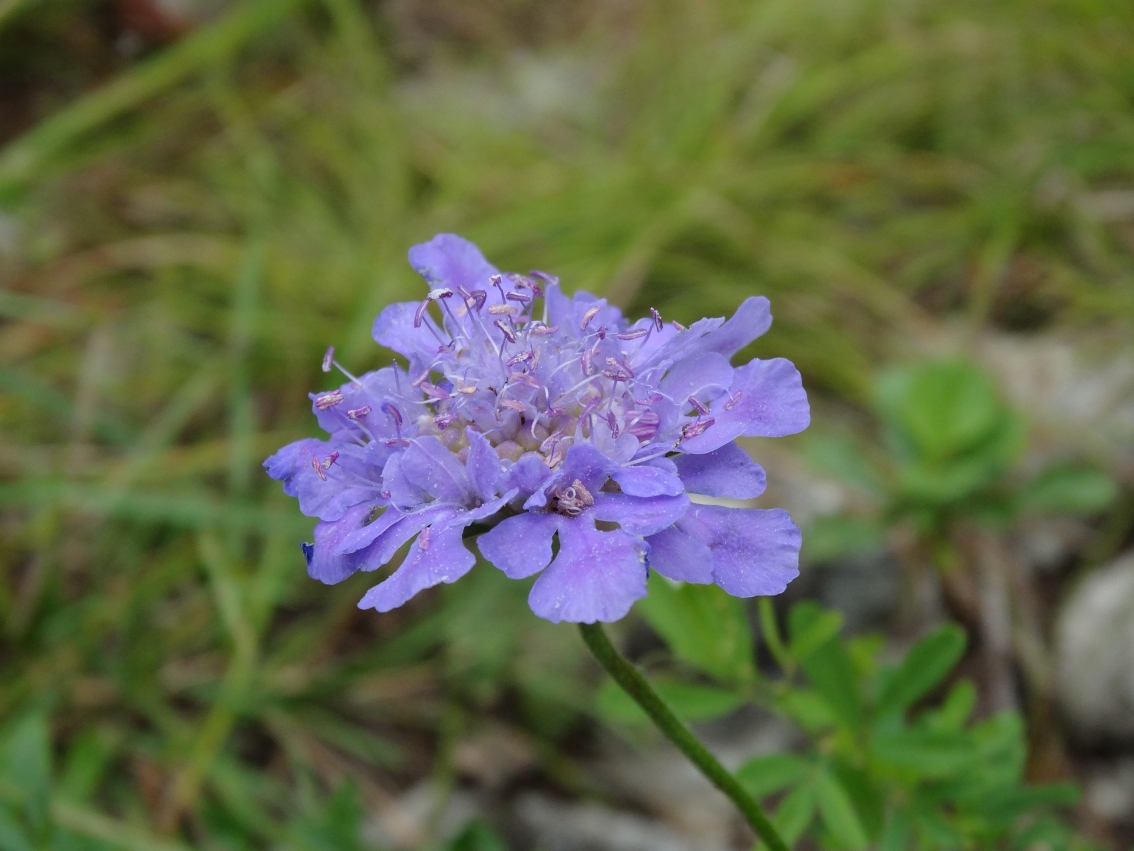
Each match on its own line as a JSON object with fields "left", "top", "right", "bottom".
{"left": 579, "top": 623, "right": 790, "bottom": 851}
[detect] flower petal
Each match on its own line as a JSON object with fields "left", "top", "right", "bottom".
{"left": 591, "top": 492, "right": 689, "bottom": 536}
{"left": 679, "top": 357, "right": 810, "bottom": 453}
{"left": 673, "top": 442, "right": 766, "bottom": 499}
{"left": 265, "top": 438, "right": 326, "bottom": 497}
{"left": 408, "top": 233, "right": 500, "bottom": 293}
{"left": 478, "top": 511, "right": 560, "bottom": 579}
{"left": 528, "top": 515, "right": 648, "bottom": 623}
{"left": 677, "top": 504, "right": 801, "bottom": 597}
{"left": 644, "top": 525, "right": 715, "bottom": 584}
{"left": 303, "top": 503, "right": 378, "bottom": 584}
{"left": 697, "top": 296, "right": 772, "bottom": 358}
{"left": 390, "top": 436, "right": 472, "bottom": 506}
{"left": 372, "top": 301, "right": 444, "bottom": 364}
{"left": 610, "top": 462, "right": 684, "bottom": 497}
{"left": 465, "top": 428, "right": 505, "bottom": 500}
{"left": 357, "top": 511, "right": 475, "bottom": 612}
{"left": 660, "top": 351, "right": 734, "bottom": 402}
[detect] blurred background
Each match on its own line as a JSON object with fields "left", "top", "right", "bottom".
{"left": 1, "top": 0, "right": 1133, "bottom": 848}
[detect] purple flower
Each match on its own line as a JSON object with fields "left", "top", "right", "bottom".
{"left": 265, "top": 234, "right": 809, "bottom": 623}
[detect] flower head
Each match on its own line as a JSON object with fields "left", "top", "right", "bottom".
{"left": 265, "top": 234, "right": 809, "bottom": 623}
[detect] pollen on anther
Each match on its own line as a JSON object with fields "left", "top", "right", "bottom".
{"left": 580, "top": 305, "right": 601, "bottom": 331}
{"left": 321, "top": 346, "right": 334, "bottom": 372}
{"left": 681, "top": 418, "right": 716, "bottom": 439}
{"left": 347, "top": 405, "right": 372, "bottom": 419}
{"left": 315, "top": 390, "right": 344, "bottom": 410}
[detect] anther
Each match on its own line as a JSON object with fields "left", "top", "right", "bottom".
{"left": 506, "top": 350, "right": 533, "bottom": 367}
{"left": 411, "top": 370, "right": 430, "bottom": 388}
{"left": 650, "top": 308, "right": 663, "bottom": 332}
{"left": 601, "top": 357, "right": 635, "bottom": 381}
{"left": 617, "top": 329, "right": 648, "bottom": 340}
{"left": 418, "top": 526, "right": 432, "bottom": 550}
{"left": 672, "top": 320, "right": 686, "bottom": 331}
{"left": 688, "top": 396, "right": 710, "bottom": 415}
{"left": 381, "top": 402, "right": 403, "bottom": 428}
{"left": 493, "top": 319, "right": 517, "bottom": 343}
{"left": 311, "top": 456, "right": 327, "bottom": 481}
{"left": 580, "top": 305, "right": 601, "bottom": 331}
{"left": 321, "top": 346, "right": 334, "bottom": 372}
{"left": 505, "top": 291, "right": 532, "bottom": 304}
{"left": 724, "top": 391, "right": 742, "bottom": 411}
{"left": 530, "top": 323, "right": 558, "bottom": 335}
{"left": 347, "top": 405, "right": 372, "bottom": 419}
{"left": 321, "top": 451, "right": 339, "bottom": 469}
{"left": 681, "top": 418, "right": 716, "bottom": 439}
{"left": 606, "top": 411, "right": 620, "bottom": 439}
{"left": 413, "top": 299, "right": 431, "bottom": 328}
{"left": 435, "top": 413, "right": 457, "bottom": 429}
{"left": 421, "top": 382, "right": 450, "bottom": 401}
{"left": 529, "top": 270, "right": 559, "bottom": 289}
{"left": 315, "top": 390, "right": 344, "bottom": 410}
{"left": 428, "top": 287, "right": 454, "bottom": 301}
{"left": 487, "top": 304, "right": 518, "bottom": 316}
{"left": 469, "top": 290, "right": 487, "bottom": 310}
{"left": 500, "top": 399, "right": 527, "bottom": 413}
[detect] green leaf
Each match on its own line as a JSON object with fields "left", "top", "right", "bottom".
{"left": 735, "top": 754, "right": 811, "bottom": 799}
{"left": 927, "top": 679, "right": 977, "bottom": 732}
{"left": 787, "top": 604, "right": 843, "bottom": 663}
{"left": 877, "top": 624, "right": 966, "bottom": 716}
{"left": 789, "top": 603, "right": 862, "bottom": 730}
{"left": 637, "top": 574, "right": 755, "bottom": 684}
{"left": 596, "top": 680, "right": 743, "bottom": 726}
{"left": 445, "top": 821, "right": 508, "bottom": 851}
{"left": 815, "top": 767, "right": 869, "bottom": 850}
{"left": 1019, "top": 464, "right": 1118, "bottom": 515}
{"left": 771, "top": 784, "right": 815, "bottom": 849}
{"left": 0, "top": 714, "right": 50, "bottom": 828}
{"left": 870, "top": 729, "right": 977, "bottom": 777}
{"left": 0, "top": 808, "right": 34, "bottom": 851}
{"left": 803, "top": 515, "right": 886, "bottom": 564}
{"left": 804, "top": 432, "right": 884, "bottom": 495}
{"left": 776, "top": 690, "right": 838, "bottom": 733}
{"left": 875, "top": 361, "right": 1006, "bottom": 462}
{"left": 878, "top": 809, "right": 911, "bottom": 851}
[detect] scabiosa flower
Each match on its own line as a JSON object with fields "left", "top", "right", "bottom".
{"left": 265, "top": 234, "right": 810, "bottom": 623}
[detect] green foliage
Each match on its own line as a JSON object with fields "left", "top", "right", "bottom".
{"left": 633, "top": 601, "right": 1091, "bottom": 850}
{"left": 2, "top": 0, "right": 1130, "bottom": 845}
{"left": 636, "top": 573, "right": 755, "bottom": 684}
{"left": 806, "top": 358, "right": 1118, "bottom": 559}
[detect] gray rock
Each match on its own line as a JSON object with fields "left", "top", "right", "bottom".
{"left": 1055, "top": 552, "right": 1134, "bottom": 741}
{"left": 516, "top": 793, "right": 733, "bottom": 851}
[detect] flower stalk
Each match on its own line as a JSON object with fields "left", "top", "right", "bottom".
{"left": 578, "top": 622, "right": 790, "bottom": 851}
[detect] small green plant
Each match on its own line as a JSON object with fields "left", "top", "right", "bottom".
{"left": 805, "top": 359, "right": 1117, "bottom": 562}
{"left": 603, "top": 581, "right": 1091, "bottom": 850}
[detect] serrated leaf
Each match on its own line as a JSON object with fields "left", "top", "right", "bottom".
{"left": 596, "top": 680, "right": 742, "bottom": 726}
{"left": 638, "top": 574, "right": 755, "bottom": 684}
{"left": 877, "top": 624, "right": 966, "bottom": 716}
{"left": 735, "top": 754, "right": 811, "bottom": 799}
{"left": 815, "top": 768, "right": 869, "bottom": 850}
